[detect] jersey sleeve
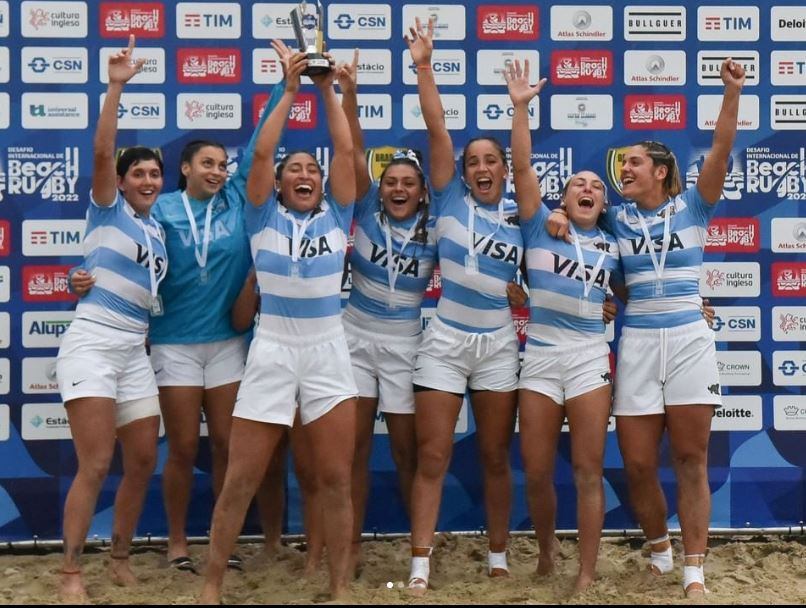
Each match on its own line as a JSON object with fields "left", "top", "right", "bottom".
{"left": 519, "top": 204, "right": 550, "bottom": 247}
{"left": 686, "top": 184, "right": 718, "bottom": 227}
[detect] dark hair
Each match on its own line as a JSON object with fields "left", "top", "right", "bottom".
{"left": 177, "top": 140, "right": 227, "bottom": 190}
{"left": 274, "top": 151, "right": 324, "bottom": 206}
{"left": 634, "top": 140, "right": 682, "bottom": 198}
{"left": 378, "top": 150, "right": 430, "bottom": 243}
{"left": 460, "top": 137, "right": 507, "bottom": 174}
{"left": 116, "top": 146, "right": 163, "bottom": 179}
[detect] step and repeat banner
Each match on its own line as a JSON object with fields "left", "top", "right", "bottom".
{"left": 0, "top": 1, "right": 804, "bottom": 541}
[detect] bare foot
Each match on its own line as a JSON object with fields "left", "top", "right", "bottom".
{"left": 573, "top": 572, "right": 595, "bottom": 594}
{"left": 407, "top": 578, "right": 428, "bottom": 597}
{"left": 198, "top": 583, "right": 222, "bottom": 605}
{"left": 109, "top": 557, "right": 138, "bottom": 587}
{"left": 59, "top": 570, "right": 90, "bottom": 604}
{"left": 348, "top": 543, "right": 363, "bottom": 580}
{"left": 536, "top": 538, "right": 561, "bottom": 576}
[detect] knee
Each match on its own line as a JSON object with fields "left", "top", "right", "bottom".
{"left": 209, "top": 435, "right": 230, "bottom": 463}
{"left": 671, "top": 449, "right": 707, "bottom": 478}
{"left": 317, "top": 465, "right": 351, "bottom": 498}
{"left": 572, "top": 465, "right": 602, "bottom": 493}
{"left": 167, "top": 437, "right": 198, "bottom": 468}
{"left": 390, "top": 444, "right": 417, "bottom": 476}
{"left": 416, "top": 443, "right": 451, "bottom": 480}
{"left": 78, "top": 456, "right": 113, "bottom": 486}
{"left": 623, "top": 458, "right": 658, "bottom": 485}
{"left": 479, "top": 446, "right": 511, "bottom": 477}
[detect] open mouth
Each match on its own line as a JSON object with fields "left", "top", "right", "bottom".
{"left": 390, "top": 195, "right": 409, "bottom": 207}
{"left": 139, "top": 188, "right": 156, "bottom": 197}
{"left": 621, "top": 176, "right": 635, "bottom": 187}
{"left": 578, "top": 196, "right": 594, "bottom": 209}
{"left": 294, "top": 184, "right": 314, "bottom": 197}
{"left": 476, "top": 177, "right": 493, "bottom": 193}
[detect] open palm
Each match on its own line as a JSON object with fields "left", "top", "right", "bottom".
{"left": 505, "top": 60, "right": 545, "bottom": 106}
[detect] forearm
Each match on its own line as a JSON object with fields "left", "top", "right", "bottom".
{"left": 710, "top": 86, "right": 741, "bottom": 162}
{"left": 246, "top": 90, "right": 295, "bottom": 205}
{"left": 340, "top": 88, "right": 370, "bottom": 196}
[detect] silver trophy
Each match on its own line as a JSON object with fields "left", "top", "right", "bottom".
{"left": 290, "top": 1, "right": 331, "bottom": 76}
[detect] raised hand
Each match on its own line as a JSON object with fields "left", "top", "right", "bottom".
{"left": 720, "top": 58, "right": 746, "bottom": 91}
{"left": 108, "top": 34, "right": 145, "bottom": 85}
{"left": 285, "top": 52, "right": 308, "bottom": 94}
{"left": 404, "top": 17, "right": 434, "bottom": 67}
{"left": 504, "top": 59, "right": 546, "bottom": 106}
{"left": 336, "top": 48, "right": 359, "bottom": 95}
{"left": 270, "top": 39, "right": 294, "bottom": 77}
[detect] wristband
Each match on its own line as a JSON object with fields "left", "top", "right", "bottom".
{"left": 416, "top": 64, "right": 431, "bottom": 71}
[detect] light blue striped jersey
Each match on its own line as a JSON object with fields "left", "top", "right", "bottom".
{"left": 433, "top": 173, "right": 523, "bottom": 333}
{"left": 344, "top": 182, "right": 437, "bottom": 336}
{"left": 149, "top": 80, "right": 285, "bottom": 345}
{"left": 76, "top": 191, "right": 167, "bottom": 333}
{"left": 601, "top": 186, "right": 716, "bottom": 329}
{"left": 522, "top": 205, "right": 620, "bottom": 346}
{"left": 246, "top": 190, "right": 353, "bottom": 337}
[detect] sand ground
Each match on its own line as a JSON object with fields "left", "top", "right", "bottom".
{"left": 1, "top": 534, "right": 805, "bottom": 604}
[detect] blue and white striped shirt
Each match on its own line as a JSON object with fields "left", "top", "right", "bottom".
{"left": 433, "top": 173, "right": 523, "bottom": 333}
{"left": 602, "top": 186, "right": 716, "bottom": 329}
{"left": 77, "top": 191, "right": 167, "bottom": 333}
{"left": 246, "top": 189, "right": 353, "bottom": 337}
{"left": 344, "top": 182, "right": 437, "bottom": 336}
{"left": 523, "top": 205, "right": 620, "bottom": 346}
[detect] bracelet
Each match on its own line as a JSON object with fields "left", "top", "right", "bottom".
{"left": 416, "top": 64, "right": 431, "bottom": 71}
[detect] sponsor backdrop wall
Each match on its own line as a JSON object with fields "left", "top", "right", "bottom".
{"left": 0, "top": 0, "right": 804, "bottom": 541}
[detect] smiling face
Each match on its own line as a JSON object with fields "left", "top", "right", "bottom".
{"left": 619, "top": 143, "right": 681, "bottom": 208}
{"left": 278, "top": 152, "right": 323, "bottom": 213}
{"left": 116, "top": 159, "right": 163, "bottom": 211}
{"left": 562, "top": 171, "right": 607, "bottom": 230}
{"left": 462, "top": 138, "right": 508, "bottom": 205}
{"left": 379, "top": 162, "right": 425, "bottom": 222}
{"left": 182, "top": 145, "right": 228, "bottom": 200}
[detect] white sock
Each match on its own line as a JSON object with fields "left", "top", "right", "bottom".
{"left": 488, "top": 551, "right": 508, "bottom": 574}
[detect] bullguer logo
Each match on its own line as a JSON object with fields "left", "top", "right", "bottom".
{"left": 0, "top": 146, "right": 80, "bottom": 203}
{"left": 551, "top": 6, "right": 612, "bottom": 40}
{"left": 100, "top": 3, "right": 163, "bottom": 37}
{"left": 697, "top": 51, "right": 758, "bottom": 87}
{"left": 771, "top": 96, "right": 806, "bottom": 131}
{"left": 624, "top": 6, "right": 685, "bottom": 41}
{"left": 22, "top": 1, "right": 87, "bottom": 37}
{"left": 704, "top": 218, "right": 759, "bottom": 252}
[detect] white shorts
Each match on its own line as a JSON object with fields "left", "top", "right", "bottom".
{"left": 56, "top": 318, "right": 160, "bottom": 427}
{"left": 344, "top": 320, "right": 420, "bottom": 415}
{"left": 233, "top": 327, "right": 358, "bottom": 426}
{"left": 150, "top": 336, "right": 248, "bottom": 389}
{"left": 412, "top": 316, "right": 520, "bottom": 394}
{"left": 519, "top": 339, "right": 612, "bottom": 405}
{"left": 613, "top": 320, "right": 722, "bottom": 416}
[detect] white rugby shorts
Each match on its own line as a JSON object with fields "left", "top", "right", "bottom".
{"left": 150, "top": 335, "right": 248, "bottom": 389}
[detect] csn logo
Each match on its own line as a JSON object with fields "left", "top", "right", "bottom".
{"left": 329, "top": 5, "right": 391, "bottom": 40}
{"left": 22, "top": 47, "right": 88, "bottom": 83}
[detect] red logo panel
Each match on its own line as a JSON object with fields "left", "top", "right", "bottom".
{"left": 704, "top": 218, "right": 760, "bottom": 253}
{"left": 253, "top": 93, "right": 317, "bottom": 130}
{"left": 512, "top": 306, "right": 529, "bottom": 346}
{"left": 772, "top": 262, "right": 806, "bottom": 297}
{"left": 100, "top": 3, "right": 164, "bottom": 37}
{"left": 477, "top": 5, "right": 539, "bottom": 40}
{"left": 177, "top": 49, "right": 241, "bottom": 84}
{"left": 22, "top": 265, "right": 77, "bottom": 302}
{"left": 625, "top": 94, "right": 686, "bottom": 130}
{"left": 425, "top": 266, "right": 442, "bottom": 300}
{"left": 551, "top": 50, "right": 612, "bottom": 85}
{"left": 0, "top": 221, "right": 10, "bottom": 256}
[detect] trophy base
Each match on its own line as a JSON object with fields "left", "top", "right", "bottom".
{"left": 304, "top": 54, "right": 331, "bottom": 76}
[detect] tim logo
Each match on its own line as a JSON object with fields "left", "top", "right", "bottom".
{"left": 178, "top": 49, "right": 241, "bottom": 83}
{"left": 704, "top": 218, "right": 759, "bottom": 252}
{"left": 551, "top": 51, "right": 612, "bottom": 85}
{"left": 0, "top": 221, "right": 9, "bottom": 256}
{"left": 706, "top": 269, "right": 725, "bottom": 289}
{"left": 100, "top": 3, "right": 164, "bottom": 37}
{"left": 704, "top": 16, "right": 751, "bottom": 31}
{"left": 779, "top": 313, "right": 800, "bottom": 334}
{"left": 772, "top": 263, "right": 806, "bottom": 297}
{"left": 625, "top": 95, "right": 686, "bottom": 130}
{"left": 184, "top": 13, "right": 201, "bottom": 27}
{"left": 477, "top": 5, "right": 538, "bottom": 40}
{"left": 29, "top": 8, "right": 49, "bottom": 30}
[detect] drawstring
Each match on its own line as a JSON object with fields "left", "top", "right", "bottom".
{"left": 463, "top": 332, "right": 494, "bottom": 358}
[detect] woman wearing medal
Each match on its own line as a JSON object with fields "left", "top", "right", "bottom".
{"left": 336, "top": 51, "right": 438, "bottom": 574}
{"left": 404, "top": 18, "right": 525, "bottom": 593}
{"left": 548, "top": 58, "right": 746, "bottom": 598}
{"left": 55, "top": 36, "right": 166, "bottom": 602}
{"left": 505, "top": 61, "right": 620, "bottom": 594}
